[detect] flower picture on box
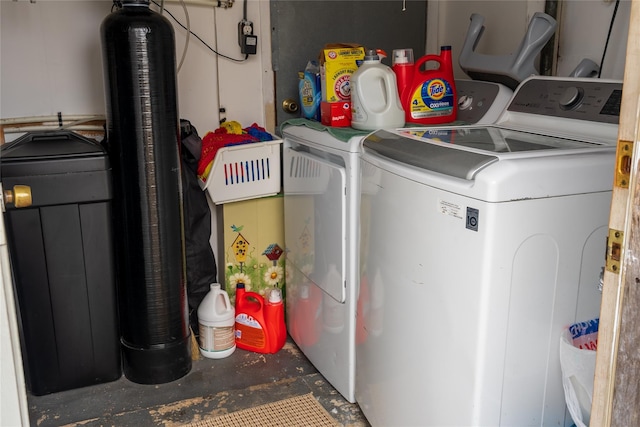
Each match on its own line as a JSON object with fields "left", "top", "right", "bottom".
{"left": 223, "top": 196, "right": 286, "bottom": 305}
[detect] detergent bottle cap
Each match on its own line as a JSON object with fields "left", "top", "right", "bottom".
{"left": 363, "top": 49, "right": 388, "bottom": 63}
{"left": 364, "top": 49, "right": 380, "bottom": 62}
{"left": 392, "top": 48, "right": 414, "bottom": 66}
{"left": 268, "top": 287, "right": 282, "bottom": 303}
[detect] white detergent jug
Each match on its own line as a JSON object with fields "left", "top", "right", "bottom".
{"left": 198, "top": 283, "right": 236, "bottom": 359}
{"left": 350, "top": 49, "right": 405, "bottom": 130}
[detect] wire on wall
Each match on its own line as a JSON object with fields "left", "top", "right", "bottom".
{"left": 598, "top": 0, "right": 621, "bottom": 78}
{"left": 151, "top": 0, "right": 249, "bottom": 63}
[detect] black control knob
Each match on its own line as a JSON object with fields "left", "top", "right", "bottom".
{"left": 559, "top": 86, "right": 584, "bottom": 110}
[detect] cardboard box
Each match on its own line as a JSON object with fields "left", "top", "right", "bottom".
{"left": 319, "top": 44, "right": 365, "bottom": 103}
{"left": 321, "top": 101, "right": 352, "bottom": 127}
{"left": 222, "top": 195, "right": 285, "bottom": 305}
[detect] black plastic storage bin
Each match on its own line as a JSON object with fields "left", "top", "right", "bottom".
{"left": 1, "top": 131, "right": 121, "bottom": 395}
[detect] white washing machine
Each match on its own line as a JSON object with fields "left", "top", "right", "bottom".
{"left": 282, "top": 80, "right": 512, "bottom": 403}
{"left": 356, "top": 76, "right": 622, "bottom": 426}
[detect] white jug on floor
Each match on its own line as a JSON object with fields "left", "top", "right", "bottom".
{"left": 198, "top": 283, "right": 236, "bottom": 359}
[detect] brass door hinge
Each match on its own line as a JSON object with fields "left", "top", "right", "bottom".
{"left": 615, "top": 140, "right": 633, "bottom": 188}
{"left": 606, "top": 228, "right": 623, "bottom": 273}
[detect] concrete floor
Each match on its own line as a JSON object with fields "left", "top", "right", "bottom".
{"left": 27, "top": 337, "right": 370, "bottom": 427}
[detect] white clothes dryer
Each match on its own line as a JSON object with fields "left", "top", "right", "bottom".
{"left": 356, "top": 76, "right": 622, "bottom": 426}
{"left": 282, "top": 127, "right": 362, "bottom": 403}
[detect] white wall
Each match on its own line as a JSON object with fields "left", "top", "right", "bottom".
{"left": 0, "top": 0, "right": 271, "bottom": 138}
{"left": 428, "top": 0, "right": 631, "bottom": 81}
{"left": 0, "top": 0, "right": 631, "bottom": 132}
{"left": 555, "top": 0, "right": 630, "bottom": 79}
{"left": 427, "top": 0, "right": 546, "bottom": 78}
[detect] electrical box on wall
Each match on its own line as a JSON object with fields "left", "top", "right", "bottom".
{"left": 238, "top": 19, "right": 257, "bottom": 55}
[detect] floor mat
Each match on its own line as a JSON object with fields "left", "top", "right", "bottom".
{"left": 182, "top": 393, "right": 340, "bottom": 427}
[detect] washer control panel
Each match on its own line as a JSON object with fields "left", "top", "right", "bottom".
{"left": 507, "top": 77, "right": 622, "bottom": 124}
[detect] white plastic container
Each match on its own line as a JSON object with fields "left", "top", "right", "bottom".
{"left": 350, "top": 49, "right": 405, "bottom": 131}
{"left": 198, "top": 283, "right": 236, "bottom": 359}
{"left": 198, "top": 139, "right": 283, "bottom": 205}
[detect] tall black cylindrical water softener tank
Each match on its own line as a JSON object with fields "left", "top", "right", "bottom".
{"left": 100, "top": 0, "right": 191, "bottom": 384}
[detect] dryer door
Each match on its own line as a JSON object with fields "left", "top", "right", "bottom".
{"left": 283, "top": 147, "right": 346, "bottom": 303}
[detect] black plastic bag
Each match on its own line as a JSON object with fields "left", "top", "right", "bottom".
{"left": 180, "top": 119, "right": 218, "bottom": 336}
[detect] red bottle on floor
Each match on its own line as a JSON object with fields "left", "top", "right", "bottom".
{"left": 234, "top": 283, "right": 286, "bottom": 354}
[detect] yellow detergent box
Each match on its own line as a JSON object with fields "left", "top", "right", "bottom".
{"left": 319, "top": 44, "right": 365, "bottom": 102}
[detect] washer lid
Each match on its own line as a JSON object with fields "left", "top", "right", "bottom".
{"left": 363, "top": 129, "right": 498, "bottom": 180}
{"left": 363, "top": 127, "right": 613, "bottom": 181}
{"left": 362, "top": 127, "right": 615, "bottom": 201}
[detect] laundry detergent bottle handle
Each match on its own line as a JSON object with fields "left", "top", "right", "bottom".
{"left": 405, "top": 45, "right": 458, "bottom": 125}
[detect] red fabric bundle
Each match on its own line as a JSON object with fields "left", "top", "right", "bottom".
{"left": 197, "top": 128, "right": 259, "bottom": 178}
{"left": 197, "top": 123, "right": 274, "bottom": 179}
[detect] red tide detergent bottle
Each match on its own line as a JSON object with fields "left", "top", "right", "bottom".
{"left": 234, "top": 283, "right": 286, "bottom": 354}
{"left": 394, "top": 45, "right": 457, "bottom": 125}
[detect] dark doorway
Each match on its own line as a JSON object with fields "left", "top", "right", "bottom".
{"left": 270, "top": 0, "right": 428, "bottom": 132}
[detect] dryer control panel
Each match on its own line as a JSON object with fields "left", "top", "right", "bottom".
{"left": 456, "top": 79, "right": 513, "bottom": 124}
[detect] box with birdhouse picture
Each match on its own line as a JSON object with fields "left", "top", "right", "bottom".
{"left": 222, "top": 194, "right": 285, "bottom": 305}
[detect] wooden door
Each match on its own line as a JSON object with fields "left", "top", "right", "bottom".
{"left": 0, "top": 189, "right": 30, "bottom": 426}
{"left": 592, "top": 1, "right": 640, "bottom": 425}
